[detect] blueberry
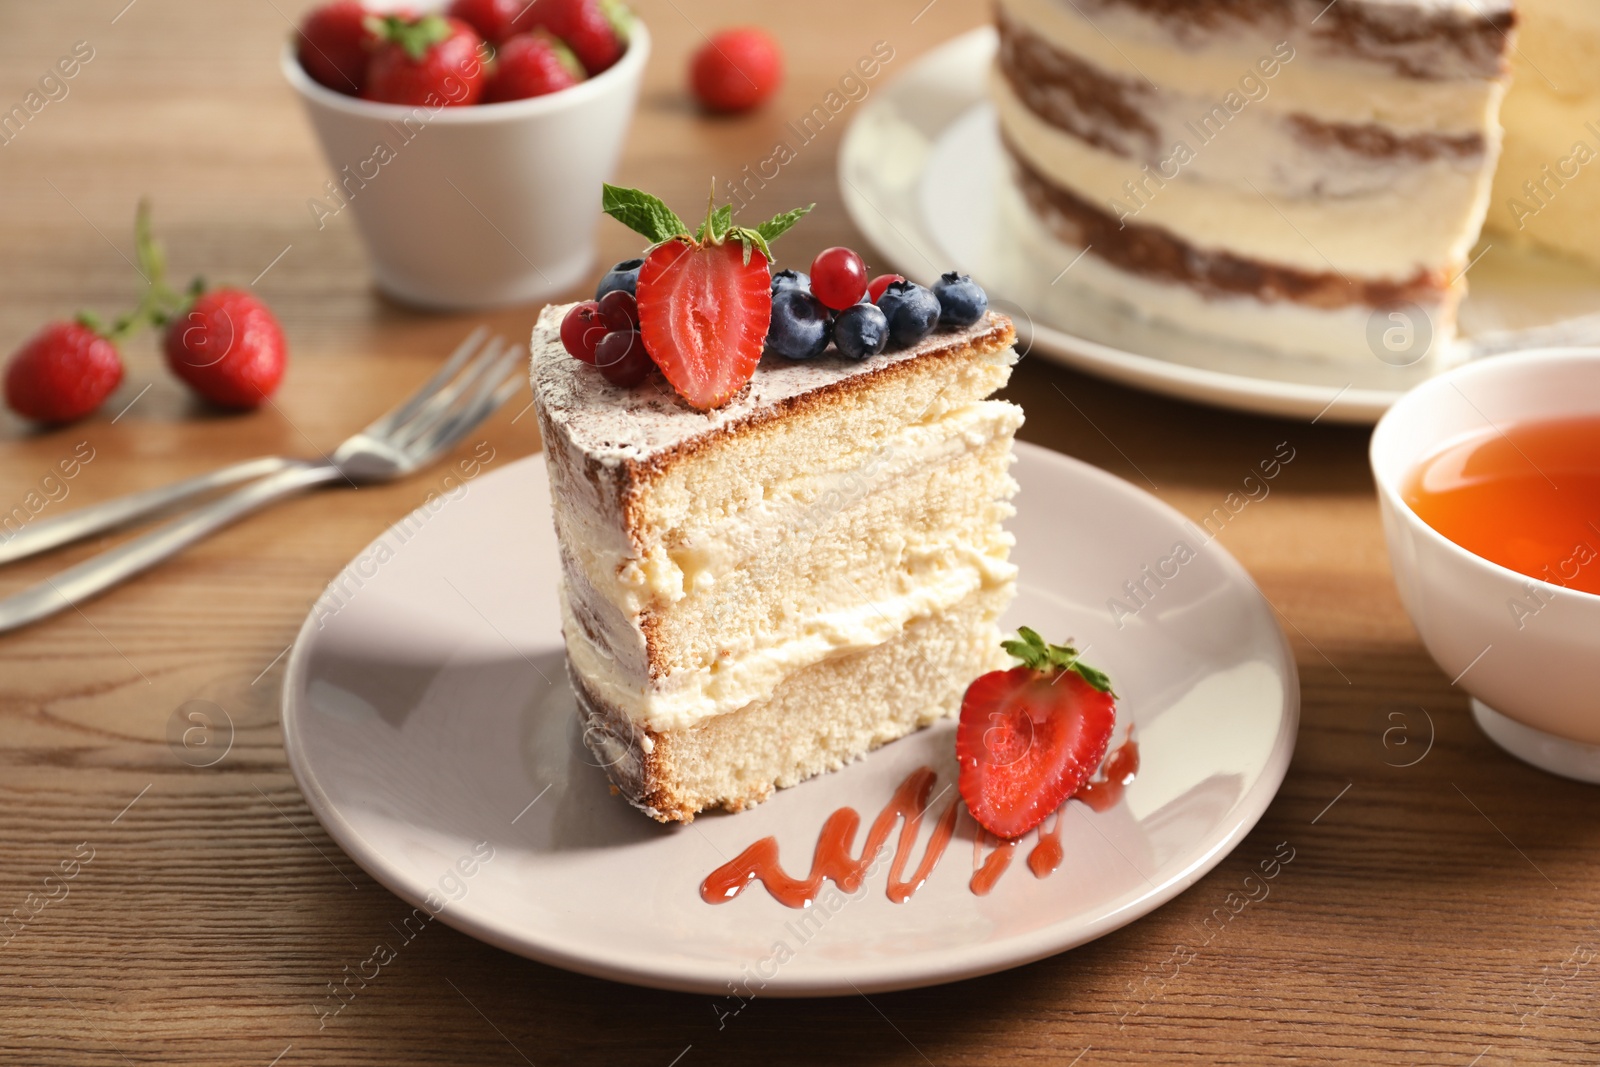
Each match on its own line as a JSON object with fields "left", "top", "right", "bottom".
{"left": 766, "top": 287, "right": 831, "bottom": 360}
{"left": 932, "top": 271, "right": 988, "bottom": 327}
{"left": 876, "top": 280, "right": 941, "bottom": 349}
{"left": 771, "top": 269, "right": 811, "bottom": 295}
{"left": 832, "top": 303, "right": 889, "bottom": 361}
{"left": 595, "top": 258, "right": 644, "bottom": 301}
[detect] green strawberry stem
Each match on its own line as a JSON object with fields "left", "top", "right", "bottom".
{"left": 533, "top": 30, "right": 584, "bottom": 81}
{"left": 602, "top": 182, "right": 813, "bottom": 266}
{"left": 367, "top": 14, "right": 452, "bottom": 62}
{"left": 1001, "top": 627, "right": 1116, "bottom": 695}
{"left": 599, "top": 0, "right": 632, "bottom": 41}
{"left": 79, "top": 200, "right": 187, "bottom": 345}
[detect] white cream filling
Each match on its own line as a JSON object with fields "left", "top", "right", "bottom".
{"left": 995, "top": 75, "right": 1499, "bottom": 278}
{"left": 554, "top": 400, "right": 1022, "bottom": 616}
{"left": 563, "top": 548, "right": 1016, "bottom": 732}
{"left": 552, "top": 400, "right": 1022, "bottom": 732}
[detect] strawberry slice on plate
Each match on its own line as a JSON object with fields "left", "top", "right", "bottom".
{"left": 957, "top": 628, "right": 1118, "bottom": 839}
{"left": 601, "top": 185, "right": 812, "bottom": 410}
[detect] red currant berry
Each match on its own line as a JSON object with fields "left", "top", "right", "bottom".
{"left": 810, "top": 247, "right": 868, "bottom": 311}
{"left": 597, "top": 289, "right": 640, "bottom": 332}
{"left": 595, "top": 329, "right": 653, "bottom": 387}
{"left": 560, "top": 301, "right": 607, "bottom": 364}
{"left": 867, "top": 273, "right": 906, "bottom": 304}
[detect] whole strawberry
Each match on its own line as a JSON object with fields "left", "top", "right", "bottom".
{"left": 4, "top": 321, "right": 124, "bottom": 424}
{"left": 163, "top": 289, "right": 287, "bottom": 410}
{"left": 602, "top": 184, "right": 811, "bottom": 410}
{"left": 363, "top": 14, "right": 488, "bottom": 106}
{"left": 691, "top": 28, "right": 783, "bottom": 113}
{"left": 447, "top": 0, "right": 523, "bottom": 44}
{"left": 514, "top": 0, "right": 628, "bottom": 76}
{"left": 297, "top": 1, "right": 376, "bottom": 95}
{"left": 956, "top": 628, "right": 1118, "bottom": 839}
{"left": 485, "top": 32, "right": 583, "bottom": 102}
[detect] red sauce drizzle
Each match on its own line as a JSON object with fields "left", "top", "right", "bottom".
{"left": 699, "top": 766, "right": 958, "bottom": 908}
{"left": 1075, "top": 739, "right": 1140, "bottom": 813}
{"left": 1027, "top": 811, "right": 1065, "bottom": 878}
{"left": 1026, "top": 739, "right": 1140, "bottom": 876}
{"left": 970, "top": 829, "right": 1018, "bottom": 896}
{"left": 702, "top": 736, "right": 1140, "bottom": 907}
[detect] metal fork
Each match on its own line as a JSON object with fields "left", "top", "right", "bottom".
{"left": 0, "top": 327, "right": 524, "bottom": 634}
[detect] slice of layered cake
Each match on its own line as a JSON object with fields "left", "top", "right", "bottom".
{"left": 992, "top": 0, "right": 1516, "bottom": 361}
{"left": 532, "top": 187, "right": 1023, "bottom": 822}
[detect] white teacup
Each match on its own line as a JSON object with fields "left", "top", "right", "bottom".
{"left": 281, "top": 22, "right": 650, "bottom": 311}
{"left": 1370, "top": 348, "right": 1600, "bottom": 781}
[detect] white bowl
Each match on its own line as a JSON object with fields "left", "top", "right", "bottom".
{"left": 281, "top": 23, "right": 649, "bottom": 311}
{"left": 1370, "top": 348, "right": 1600, "bottom": 780}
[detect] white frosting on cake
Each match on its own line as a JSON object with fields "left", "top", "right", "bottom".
{"left": 530, "top": 306, "right": 1012, "bottom": 467}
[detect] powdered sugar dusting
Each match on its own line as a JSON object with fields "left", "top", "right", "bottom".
{"left": 528, "top": 303, "right": 1012, "bottom": 467}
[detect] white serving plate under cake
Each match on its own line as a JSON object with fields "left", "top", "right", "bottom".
{"left": 281, "top": 444, "right": 1297, "bottom": 995}
{"left": 840, "top": 29, "right": 1600, "bottom": 425}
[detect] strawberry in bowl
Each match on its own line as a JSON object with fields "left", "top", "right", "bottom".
{"left": 362, "top": 14, "right": 490, "bottom": 106}
{"left": 292, "top": 0, "right": 631, "bottom": 102}
{"left": 282, "top": 2, "right": 650, "bottom": 310}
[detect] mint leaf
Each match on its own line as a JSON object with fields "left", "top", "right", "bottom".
{"left": 755, "top": 204, "right": 814, "bottom": 245}
{"left": 602, "top": 184, "right": 690, "bottom": 244}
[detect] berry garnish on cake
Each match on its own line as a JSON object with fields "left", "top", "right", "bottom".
{"left": 553, "top": 183, "right": 812, "bottom": 409}
{"left": 558, "top": 183, "right": 993, "bottom": 417}
{"left": 957, "top": 628, "right": 1117, "bottom": 839}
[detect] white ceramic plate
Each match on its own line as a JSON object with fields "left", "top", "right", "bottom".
{"left": 839, "top": 29, "right": 1600, "bottom": 425}
{"left": 281, "top": 443, "right": 1298, "bottom": 995}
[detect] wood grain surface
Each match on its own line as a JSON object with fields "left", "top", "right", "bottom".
{"left": 3, "top": 2, "right": 1597, "bottom": 1065}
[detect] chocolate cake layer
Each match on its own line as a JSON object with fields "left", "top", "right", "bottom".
{"left": 1286, "top": 114, "right": 1485, "bottom": 162}
{"left": 1003, "top": 135, "right": 1445, "bottom": 310}
{"left": 996, "top": 6, "right": 1158, "bottom": 159}
{"left": 997, "top": 10, "right": 1492, "bottom": 166}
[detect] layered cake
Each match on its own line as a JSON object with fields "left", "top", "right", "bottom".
{"left": 992, "top": 0, "right": 1517, "bottom": 360}
{"left": 531, "top": 304, "right": 1023, "bottom": 822}
{"left": 1487, "top": 0, "right": 1600, "bottom": 267}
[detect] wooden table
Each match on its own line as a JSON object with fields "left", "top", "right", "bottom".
{"left": 3, "top": 2, "right": 1595, "bottom": 1064}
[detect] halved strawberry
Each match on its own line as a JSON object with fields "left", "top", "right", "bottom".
{"left": 636, "top": 238, "right": 769, "bottom": 410}
{"left": 956, "top": 628, "right": 1117, "bottom": 839}
{"left": 601, "top": 184, "right": 812, "bottom": 411}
